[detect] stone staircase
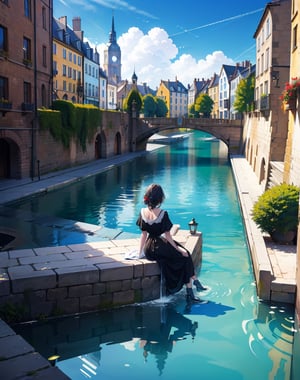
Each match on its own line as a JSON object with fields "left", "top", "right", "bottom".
{"left": 268, "top": 161, "right": 284, "bottom": 187}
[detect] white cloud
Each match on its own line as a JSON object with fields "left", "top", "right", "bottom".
{"left": 97, "top": 26, "right": 235, "bottom": 90}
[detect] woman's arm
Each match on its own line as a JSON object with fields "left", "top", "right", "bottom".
{"left": 139, "top": 230, "right": 148, "bottom": 256}
{"left": 164, "top": 231, "right": 188, "bottom": 257}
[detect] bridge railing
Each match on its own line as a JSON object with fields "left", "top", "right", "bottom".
{"left": 185, "top": 117, "right": 242, "bottom": 127}
{"left": 142, "top": 117, "right": 242, "bottom": 128}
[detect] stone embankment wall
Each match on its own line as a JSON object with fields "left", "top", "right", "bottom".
{"left": 0, "top": 231, "right": 202, "bottom": 322}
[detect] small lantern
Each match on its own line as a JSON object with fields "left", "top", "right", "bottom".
{"left": 188, "top": 218, "right": 198, "bottom": 235}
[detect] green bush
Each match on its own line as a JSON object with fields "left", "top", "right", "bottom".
{"left": 252, "top": 183, "right": 300, "bottom": 238}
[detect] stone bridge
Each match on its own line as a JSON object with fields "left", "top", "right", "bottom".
{"left": 136, "top": 117, "right": 244, "bottom": 154}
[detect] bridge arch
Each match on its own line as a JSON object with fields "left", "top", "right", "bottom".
{"left": 137, "top": 117, "right": 243, "bottom": 155}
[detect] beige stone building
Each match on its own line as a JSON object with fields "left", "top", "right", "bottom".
{"left": 207, "top": 73, "right": 219, "bottom": 118}
{"left": 283, "top": 0, "right": 300, "bottom": 370}
{"left": 157, "top": 79, "right": 188, "bottom": 117}
{"left": 245, "top": 0, "right": 291, "bottom": 190}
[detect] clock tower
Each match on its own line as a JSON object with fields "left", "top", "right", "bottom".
{"left": 103, "top": 16, "right": 121, "bottom": 84}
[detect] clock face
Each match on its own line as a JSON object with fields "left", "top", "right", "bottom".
{"left": 111, "top": 55, "right": 118, "bottom": 62}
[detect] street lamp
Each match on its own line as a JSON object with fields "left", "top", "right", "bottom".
{"left": 188, "top": 218, "right": 198, "bottom": 235}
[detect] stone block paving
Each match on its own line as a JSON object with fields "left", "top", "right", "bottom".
{"left": 231, "top": 156, "right": 297, "bottom": 304}
{"left": 0, "top": 319, "right": 70, "bottom": 379}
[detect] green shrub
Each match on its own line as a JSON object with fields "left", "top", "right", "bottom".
{"left": 252, "top": 183, "right": 300, "bottom": 237}
{"left": 39, "top": 101, "right": 102, "bottom": 151}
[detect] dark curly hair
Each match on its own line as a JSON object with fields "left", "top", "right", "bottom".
{"left": 143, "top": 183, "right": 165, "bottom": 209}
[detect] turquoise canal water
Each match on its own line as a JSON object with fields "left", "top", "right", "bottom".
{"left": 13, "top": 131, "right": 295, "bottom": 379}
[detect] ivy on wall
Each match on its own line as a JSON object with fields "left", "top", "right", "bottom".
{"left": 38, "top": 100, "right": 102, "bottom": 152}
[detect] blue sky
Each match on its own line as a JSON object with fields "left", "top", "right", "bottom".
{"left": 54, "top": 0, "right": 267, "bottom": 88}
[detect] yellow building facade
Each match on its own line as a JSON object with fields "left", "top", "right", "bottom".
{"left": 156, "top": 79, "right": 188, "bottom": 117}
{"left": 156, "top": 81, "right": 170, "bottom": 117}
{"left": 53, "top": 17, "right": 84, "bottom": 103}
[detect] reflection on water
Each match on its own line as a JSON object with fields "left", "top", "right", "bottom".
{"left": 14, "top": 299, "right": 294, "bottom": 380}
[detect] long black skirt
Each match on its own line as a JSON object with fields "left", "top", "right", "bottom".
{"left": 144, "top": 236, "right": 195, "bottom": 295}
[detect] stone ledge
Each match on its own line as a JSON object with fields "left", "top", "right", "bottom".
{"left": 0, "top": 230, "right": 202, "bottom": 321}
{"left": 0, "top": 231, "right": 202, "bottom": 380}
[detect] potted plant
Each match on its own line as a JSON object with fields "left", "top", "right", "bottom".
{"left": 280, "top": 77, "right": 300, "bottom": 111}
{"left": 252, "top": 183, "right": 300, "bottom": 244}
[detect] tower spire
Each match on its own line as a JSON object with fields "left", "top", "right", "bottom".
{"left": 109, "top": 15, "right": 116, "bottom": 43}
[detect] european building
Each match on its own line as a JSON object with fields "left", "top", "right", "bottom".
{"left": 157, "top": 79, "right": 188, "bottom": 117}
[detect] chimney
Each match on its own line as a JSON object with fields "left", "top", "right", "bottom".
{"left": 59, "top": 16, "right": 67, "bottom": 27}
{"left": 73, "top": 17, "right": 81, "bottom": 31}
{"left": 72, "top": 17, "right": 83, "bottom": 40}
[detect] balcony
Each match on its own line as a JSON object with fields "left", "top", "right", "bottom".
{"left": 23, "top": 59, "right": 32, "bottom": 68}
{"left": 0, "top": 100, "right": 12, "bottom": 116}
{"left": 259, "top": 95, "right": 269, "bottom": 111}
{"left": 21, "top": 102, "right": 34, "bottom": 113}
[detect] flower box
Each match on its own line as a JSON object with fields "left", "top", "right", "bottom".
{"left": 0, "top": 101, "right": 12, "bottom": 110}
{"left": 280, "top": 77, "right": 299, "bottom": 111}
{"left": 283, "top": 96, "right": 296, "bottom": 111}
{"left": 21, "top": 102, "right": 34, "bottom": 112}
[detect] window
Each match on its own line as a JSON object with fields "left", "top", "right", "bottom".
{"left": 24, "top": 81, "right": 31, "bottom": 103}
{"left": 264, "top": 81, "right": 268, "bottom": 95}
{"left": 261, "top": 53, "right": 264, "bottom": 73}
{"left": 23, "top": 37, "right": 31, "bottom": 62}
{"left": 53, "top": 43, "right": 56, "bottom": 55}
{"left": 68, "top": 67, "right": 72, "bottom": 78}
{"left": 53, "top": 61, "right": 57, "bottom": 75}
{"left": 24, "top": 0, "right": 32, "bottom": 19}
{"left": 62, "top": 64, "right": 66, "bottom": 76}
{"left": 41, "top": 84, "right": 46, "bottom": 106}
{"left": 63, "top": 48, "right": 66, "bottom": 59}
{"left": 266, "top": 18, "right": 270, "bottom": 37}
{"left": 73, "top": 54, "right": 76, "bottom": 64}
{"left": 265, "top": 48, "right": 269, "bottom": 70}
{"left": 293, "top": 25, "right": 298, "bottom": 50}
{"left": 69, "top": 52, "right": 72, "bottom": 61}
{"left": 257, "top": 36, "right": 261, "bottom": 52}
{"left": 42, "top": 45, "right": 47, "bottom": 67}
{"left": 42, "top": 7, "right": 46, "bottom": 30}
{"left": 72, "top": 69, "right": 76, "bottom": 80}
{"left": 0, "top": 76, "right": 9, "bottom": 100}
{"left": 63, "top": 81, "right": 66, "bottom": 91}
{"left": 0, "top": 25, "right": 8, "bottom": 53}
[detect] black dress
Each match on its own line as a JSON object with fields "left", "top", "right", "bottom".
{"left": 136, "top": 208, "right": 195, "bottom": 295}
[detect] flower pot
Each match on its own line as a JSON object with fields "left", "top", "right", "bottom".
{"left": 270, "top": 230, "right": 296, "bottom": 244}
{"left": 284, "top": 97, "right": 296, "bottom": 111}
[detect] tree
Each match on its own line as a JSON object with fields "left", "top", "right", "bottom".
{"left": 188, "top": 103, "right": 199, "bottom": 118}
{"left": 143, "top": 94, "right": 156, "bottom": 117}
{"left": 123, "top": 89, "right": 143, "bottom": 116}
{"left": 155, "top": 97, "right": 168, "bottom": 117}
{"left": 195, "top": 93, "right": 213, "bottom": 118}
{"left": 233, "top": 74, "right": 255, "bottom": 113}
